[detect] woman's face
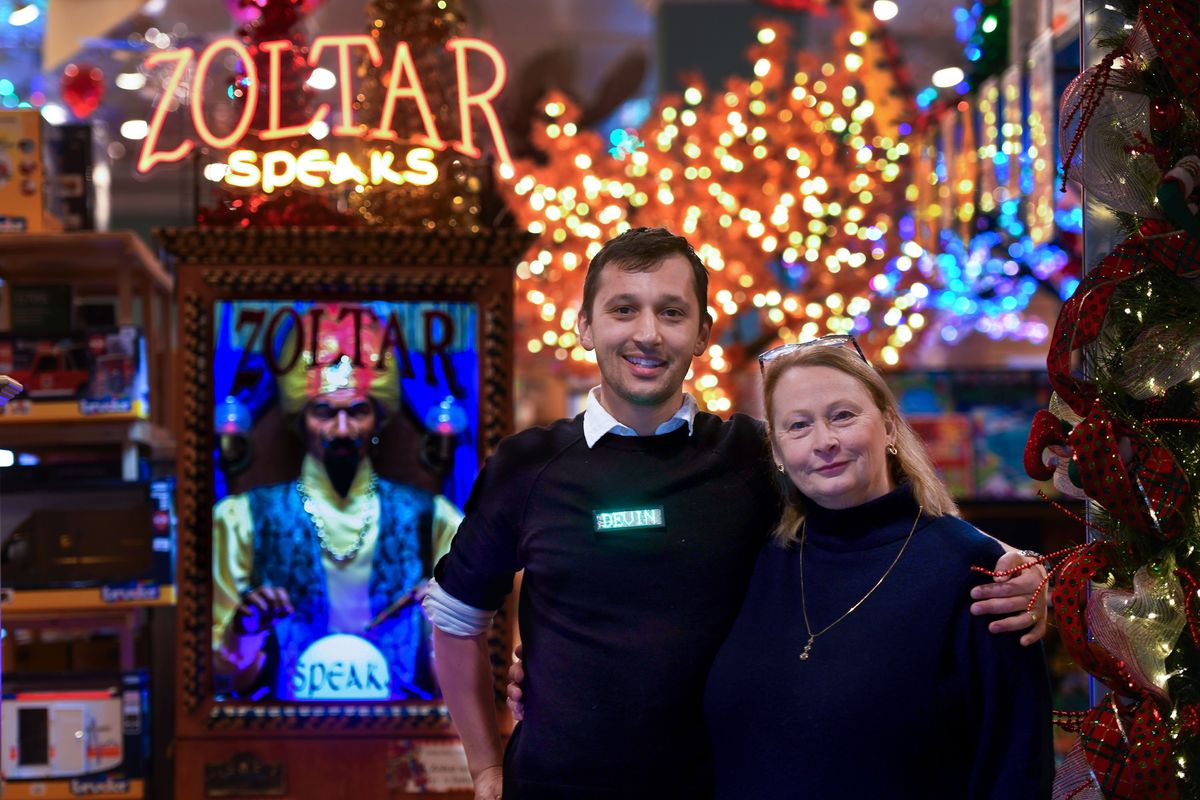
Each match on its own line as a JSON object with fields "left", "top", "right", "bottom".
{"left": 769, "top": 365, "right": 896, "bottom": 510}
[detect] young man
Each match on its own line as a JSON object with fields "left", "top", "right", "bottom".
{"left": 426, "top": 228, "right": 1046, "bottom": 799}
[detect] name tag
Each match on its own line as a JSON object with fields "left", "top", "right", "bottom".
{"left": 593, "top": 506, "right": 666, "bottom": 532}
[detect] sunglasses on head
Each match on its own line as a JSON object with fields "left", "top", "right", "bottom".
{"left": 757, "top": 334, "right": 868, "bottom": 373}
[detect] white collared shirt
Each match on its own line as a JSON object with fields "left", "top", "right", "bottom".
{"left": 581, "top": 386, "right": 699, "bottom": 448}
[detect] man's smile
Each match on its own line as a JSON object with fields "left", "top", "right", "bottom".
{"left": 623, "top": 354, "right": 668, "bottom": 376}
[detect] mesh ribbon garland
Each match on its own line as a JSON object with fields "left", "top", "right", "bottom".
{"left": 1052, "top": 541, "right": 1145, "bottom": 697}
{"left": 1040, "top": 220, "right": 1199, "bottom": 536}
{"left": 1139, "top": 0, "right": 1200, "bottom": 116}
{"left": 1054, "top": 695, "right": 1180, "bottom": 800}
{"left": 1087, "top": 567, "right": 1186, "bottom": 703}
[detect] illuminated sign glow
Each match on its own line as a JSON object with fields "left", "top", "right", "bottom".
{"left": 219, "top": 146, "right": 438, "bottom": 194}
{"left": 137, "top": 36, "right": 512, "bottom": 174}
{"left": 291, "top": 633, "right": 391, "bottom": 700}
{"left": 593, "top": 507, "right": 666, "bottom": 532}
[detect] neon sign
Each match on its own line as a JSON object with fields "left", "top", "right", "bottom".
{"left": 219, "top": 146, "right": 438, "bottom": 194}
{"left": 138, "top": 36, "right": 512, "bottom": 174}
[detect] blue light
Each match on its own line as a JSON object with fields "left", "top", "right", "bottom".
{"left": 425, "top": 396, "right": 469, "bottom": 435}
{"left": 0, "top": 80, "right": 14, "bottom": 96}
{"left": 898, "top": 122, "right": 912, "bottom": 135}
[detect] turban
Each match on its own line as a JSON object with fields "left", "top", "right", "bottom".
{"left": 277, "top": 304, "right": 401, "bottom": 416}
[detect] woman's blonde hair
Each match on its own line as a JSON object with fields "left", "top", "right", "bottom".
{"left": 762, "top": 344, "right": 958, "bottom": 545}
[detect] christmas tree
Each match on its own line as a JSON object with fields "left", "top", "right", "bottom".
{"left": 349, "top": 0, "right": 484, "bottom": 230}
{"left": 500, "top": 20, "right": 922, "bottom": 412}
{"left": 1020, "top": 0, "right": 1200, "bottom": 795}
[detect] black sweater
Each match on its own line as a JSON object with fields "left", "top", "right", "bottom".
{"left": 704, "top": 486, "right": 1054, "bottom": 798}
{"left": 436, "top": 412, "right": 778, "bottom": 798}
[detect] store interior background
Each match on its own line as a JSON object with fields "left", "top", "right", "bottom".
{"left": 0, "top": 0, "right": 1095, "bottom": 796}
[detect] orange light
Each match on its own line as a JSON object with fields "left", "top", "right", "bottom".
{"left": 137, "top": 47, "right": 194, "bottom": 172}
{"left": 448, "top": 38, "right": 512, "bottom": 167}
{"left": 260, "top": 39, "right": 329, "bottom": 140}
{"left": 137, "top": 35, "right": 513, "bottom": 174}
{"left": 191, "top": 38, "right": 257, "bottom": 150}
{"left": 309, "top": 35, "right": 382, "bottom": 136}
{"left": 366, "top": 42, "right": 445, "bottom": 148}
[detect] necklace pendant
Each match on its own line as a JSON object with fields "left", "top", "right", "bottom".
{"left": 799, "top": 636, "right": 814, "bottom": 661}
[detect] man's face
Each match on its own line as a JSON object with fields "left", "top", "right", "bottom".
{"left": 304, "top": 389, "right": 377, "bottom": 467}
{"left": 578, "top": 254, "right": 711, "bottom": 424}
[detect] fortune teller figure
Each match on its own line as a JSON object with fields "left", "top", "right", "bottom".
{"left": 212, "top": 305, "right": 462, "bottom": 700}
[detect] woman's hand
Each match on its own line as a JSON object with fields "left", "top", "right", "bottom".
{"left": 970, "top": 551, "right": 1049, "bottom": 646}
{"left": 506, "top": 644, "right": 525, "bottom": 721}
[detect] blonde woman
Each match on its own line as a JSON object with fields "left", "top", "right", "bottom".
{"left": 703, "top": 335, "right": 1053, "bottom": 798}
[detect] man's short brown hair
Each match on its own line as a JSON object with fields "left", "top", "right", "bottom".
{"left": 579, "top": 227, "right": 710, "bottom": 326}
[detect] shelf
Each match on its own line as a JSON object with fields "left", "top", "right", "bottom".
{"left": 0, "top": 416, "right": 172, "bottom": 449}
{"left": 0, "top": 232, "right": 171, "bottom": 293}
{"left": 1, "top": 779, "right": 145, "bottom": 799}
{"left": 1, "top": 585, "right": 176, "bottom": 614}
{"left": 0, "top": 231, "right": 176, "bottom": 455}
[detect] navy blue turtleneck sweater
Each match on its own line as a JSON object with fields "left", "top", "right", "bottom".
{"left": 704, "top": 485, "right": 1053, "bottom": 799}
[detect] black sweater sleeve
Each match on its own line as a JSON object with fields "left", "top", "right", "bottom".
{"left": 965, "top": 565, "right": 1055, "bottom": 798}
{"left": 433, "top": 421, "right": 575, "bottom": 610}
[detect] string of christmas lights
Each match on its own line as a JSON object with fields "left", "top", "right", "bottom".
{"left": 500, "top": 21, "right": 927, "bottom": 410}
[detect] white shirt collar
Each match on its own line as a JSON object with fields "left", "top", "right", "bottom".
{"left": 582, "top": 387, "right": 699, "bottom": 448}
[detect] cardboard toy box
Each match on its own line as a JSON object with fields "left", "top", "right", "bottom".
{"left": 1, "top": 672, "right": 150, "bottom": 799}
{"left": 0, "top": 109, "right": 51, "bottom": 233}
{"left": 0, "top": 326, "right": 149, "bottom": 421}
{"left": 0, "top": 111, "right": 94, "bottom": 233}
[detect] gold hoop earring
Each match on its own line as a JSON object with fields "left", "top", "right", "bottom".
{"left": 886, "top": 443, "right": 898, "bottom": 456}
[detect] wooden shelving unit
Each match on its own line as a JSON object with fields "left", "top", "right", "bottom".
{"left": 1, "top": 584, "right": 177, "bottom": 613}
{"left": 0, "top": 231, "right": 175, "bottom": 477}
{"left": 0, "top": 232, "right": 177, "bottom": 800}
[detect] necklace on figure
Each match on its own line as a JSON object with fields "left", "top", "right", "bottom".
{"left": 296, "top": 475, "right": 379, "bottom": 563}
{"left": 797, "top": 507, "right": 922, "bottom": 661}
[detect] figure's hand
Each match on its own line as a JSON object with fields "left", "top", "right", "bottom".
{"left": 232, "top": 586, "right": 293, "bottom": 635}
{"left": 506, "top": 644, "right": 525, "bottom": 721}
{"left": 970, "top": 551, "right": 1049, "bottom": 646}
{"left": 473, "top": 765, "right": 503, "bottom": 800}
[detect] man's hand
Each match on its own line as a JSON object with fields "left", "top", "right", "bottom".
{"left": 506, "top": 644, "right": 525, "bottom": 721}
{"left": 473, "top": 765, "right": 503, "bottom": 800}
{"left": 232, "top": 586, "right": 293, "bottom": 635}
{"left": 971, "top": 551, "right": 1048, "bottom": 646}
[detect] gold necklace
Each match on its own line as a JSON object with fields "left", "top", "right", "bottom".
{"left": 798, "top": 506, "right": 922, "bottom": 661}
{"left": 295, "top": 475, "right": 378, "bottom": 563}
